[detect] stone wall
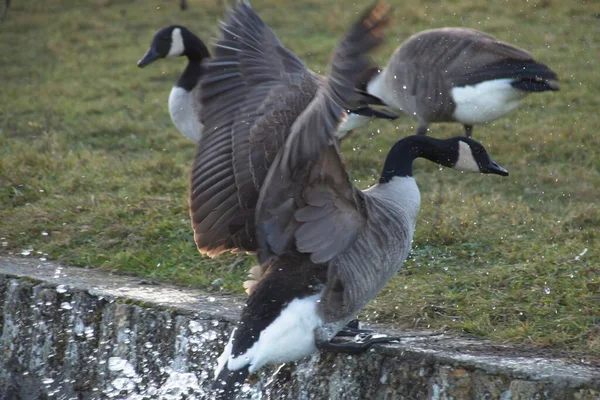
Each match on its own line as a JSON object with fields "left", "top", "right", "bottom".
{"left": 0, "top": 256, "right": 598, "bottom": 400}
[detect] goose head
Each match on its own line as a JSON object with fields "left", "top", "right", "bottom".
{"left": 379, "top": 135, "right": 508, "bottom": 182}
{"left": 138, "top": 25, "right": 203, "bottom": 67}
{"left": 449, "top": 137, "right": 508, "bottom": 176}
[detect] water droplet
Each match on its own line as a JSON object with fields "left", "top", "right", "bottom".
{"left": 144, "top": 341, "right": 153, "bottom": 349}
{"left": 42, "top": 377, "right": 54, "bottom": 385}
{"left": 207, "top": 296, "right": 216, "bottom": 303}
{"left": 21, "top": 248, "right": 33, "bottom": 256}
{"left": 574, "top": 248, "right": 588, "bottom": 261}
{"left": 60, "top": 302, "right": 73, "bottom": 310}
{"left": 56, "top": 285, "right": 68, "bottom": 294}
{"left": 544, "top": 287, "right": 551, "bottom": 295}
{"left": 41, "top": 231, "right": 48, "bottom": 236}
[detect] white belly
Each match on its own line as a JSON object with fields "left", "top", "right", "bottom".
{"left": 451, "top": 78, "right": 528, "bottom": 125}
{"left": 168, "top": 86, "right": 203, "bottom": 142}
{"left": 223, "top": 293, "right": 323, "bottom": 374}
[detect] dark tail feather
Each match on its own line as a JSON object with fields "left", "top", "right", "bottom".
{"left": 455, "top": 59, "right": 559, "bottom": 87}
{"left": 211, "top": 366, "right": 250, "bottom": 400}
{"left": 511, "top": 78, "right": 560, "bottom": 92}
{"left": 350, "top": 105, "right": 399, "bottom": 120}
{"left": 356, "top": 90, "right": 385, "bottom": 106}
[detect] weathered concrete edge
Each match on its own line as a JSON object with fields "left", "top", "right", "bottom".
{"left": 2, "top": 255, "right": 599, "bottom": 391}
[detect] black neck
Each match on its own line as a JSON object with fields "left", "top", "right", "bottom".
{"left": 175, "top": 35, "right": 210, "bottom": 91}
{"left": 176, "top": 62, "right": 204, "bottom": 91}
{"left": 184, "top": 33, "right": 210, "bottom": 62}
{"left": 379, "top": 136, "right": 456, "bottom": 182}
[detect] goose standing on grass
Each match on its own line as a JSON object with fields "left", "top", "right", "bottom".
{"left": 137, "top": 25, "right": 210, "bottom": 142}
{"left": 189, "top": 2, "right": 397, "bottom": 259}
{"left": 211, "top": 3, "right": 509, "bottom": 398}
{"left": 347, "top": 27, "right": 559, "bottom": 137}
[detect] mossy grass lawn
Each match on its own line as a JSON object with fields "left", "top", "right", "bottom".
{"left": 1, "top": 0, "right": 598, "bottom": 357}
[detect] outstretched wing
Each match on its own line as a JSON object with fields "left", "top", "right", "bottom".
{"left": 190, "top": 2, "right": 319, "bottom": 257}
{"left": 256, "top": 0, "right": 391, "bottom": 265}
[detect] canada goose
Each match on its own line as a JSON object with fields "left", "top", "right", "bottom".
{"left": 189, "top": 1, "right": 397, "bottom": 259}
{"left": 347, "top": 27, "right": 559, "bottom": 137}
{"left": 210, "top": 1, "right": 392, "bottom": 397}
{"left": 137, "top": 25, "right": 210, "bottom": 142}
{"left": 212, "top": 5, "right": 509, "bottom": 399}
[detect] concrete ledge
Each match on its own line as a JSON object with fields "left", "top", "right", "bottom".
{"left": 0, "top": 256, "right": 598, "bottom": 399}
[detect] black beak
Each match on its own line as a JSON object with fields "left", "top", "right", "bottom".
{"left": 481, "top": 160, "right": 509, "bottom": 176}
{"left": 137, "top": 48, "right": 161, "bottom": 68}
{"left": 350, "top": 106, "right": 399, "bottom": 120}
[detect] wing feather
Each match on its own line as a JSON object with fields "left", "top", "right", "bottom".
{"left": 190, "top": 2, "right": 317, "bottom": 257}
{"left": 256, "top": 1, "right": 391, "bottom": 265}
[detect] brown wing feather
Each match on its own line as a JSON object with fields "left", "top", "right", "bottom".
{"left": 190, "top": 2, "right": 316, "bottom": 257}
{"left": 256, "top": 0, "right": 390, "bottom": 264}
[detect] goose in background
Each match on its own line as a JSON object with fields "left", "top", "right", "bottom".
{"left": 137, "top": 25, "right": 210, "bottom": 142}
{"left": 343, "top": 27, "right": 559, "bottom": 137}
{"left": 189, "top": 1, "right": 397, "bottom": 259}
{"left": 212, "top": 3, "right": 509, "bottom": 398}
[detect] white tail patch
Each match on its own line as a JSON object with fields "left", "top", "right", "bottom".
{"left": 167, "top": 27, "right": 185, "bottom": 57}
{"left": 226, "top": 293, "right": 322, "bottom": 373}
{"left": 366, "top": 69, "right": 395, "bottom": 107}
{"left": 451, "top": 78, "right": 528, "bottom": 125}
{"left": 242, "top": 265, "right": 264, "bottom": 295}
{"left": 454, "top": 141, "right": 480, "bottom": 173}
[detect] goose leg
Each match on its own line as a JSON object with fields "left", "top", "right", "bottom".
{"left": 334, "top": 319, "right": 374, "bottom": 337}
{"left": 1, "top": 0, "right": 10, "bottom": 21}
{"left": 416, "top": 124, "right": 428, "bottom": 135}
{"left": 464, "top": 124, "right": 473, "bottom": 137}
{"left": 317, "top": 335, "right": 401, "bottom": 354}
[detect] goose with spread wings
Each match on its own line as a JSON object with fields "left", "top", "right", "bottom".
{"left": 189, "top": 1, "right": 397, "bottom": 260}
{"left": 210, "top": 1, "right": 393, "bottom": 397}
{"left": 211, "top": 2, "right": 509, "bottom": 398}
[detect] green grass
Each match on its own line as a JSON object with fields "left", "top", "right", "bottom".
{"left": 1, "top": 0, "right": 599, "bottom": 357}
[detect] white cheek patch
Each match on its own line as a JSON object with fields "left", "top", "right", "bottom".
{"left": 167, "top": 28, "right": 185, "bottom": 57}
{"left": 454, "top": 141, "right": 480, "bottom": 173}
